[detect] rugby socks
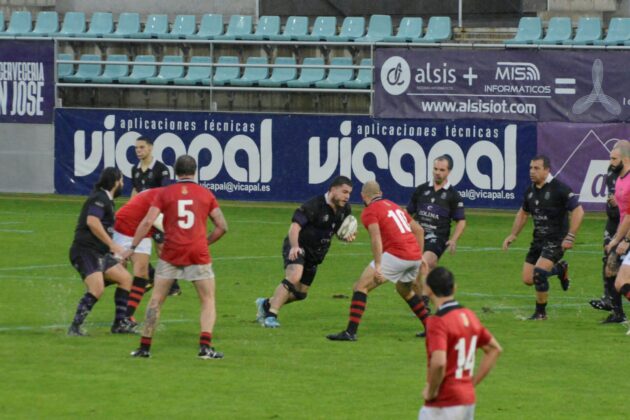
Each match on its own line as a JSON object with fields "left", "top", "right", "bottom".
{"left": 406, "top": 294, "right": 429, "bottom": 325}
{"left": 71, "top": 292, "right": 98, "bottom": 326}
{"left": 148, "top": 263, "right": 155, "bottom": 280}
{"left": 620, "top": 283, "right": 630, "bottom": 301}
{"left": 139, "top": 336, "right": 152, "bottom": 352}
{"left": 200, "top": 331, "right": 212, "bottom": 348}
{"left": 263, "top": 298, "right": 277, "bottom": 318}
{"left": 114, "top": 288, "right": 130, "bottom": 322}
{"left": 550, "top": 264, "right": 561, "bottom": 276}
{"left": 127, "top": 276, "right": 148, "bottom": 317}
{"left": 536, "top": 302, "right": 547, "bottom": 314}
{"left": 346, "top": 291, "right": 367, "bottom": 335}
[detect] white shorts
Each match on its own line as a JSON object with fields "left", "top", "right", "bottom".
{"left": 370, "top": 252, "right": 422, "bottom": 283}
{"left": 155, "top": 258, "right": 215, "bottom": 281}
{"left": 622, "top": 251, "right": 630, "bottom": 266}
{"left": 113, "top": 230, "right": 152, "bottom": 255}
{"left": 419, "top": 404, "right": 476, "bottom": 420}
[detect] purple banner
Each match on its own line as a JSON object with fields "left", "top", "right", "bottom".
{"left": 0, "top": 40, "right": 54, "bottom": 124}
{"left": 374, "top": 48, "right": 630, "bottom": 123}
{"left": 537, "top": 122, "right": 630, "bottom": 210}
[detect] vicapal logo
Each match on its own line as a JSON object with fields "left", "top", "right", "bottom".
{"left": 380, "top": 56, "right": 410, "bottom": 96}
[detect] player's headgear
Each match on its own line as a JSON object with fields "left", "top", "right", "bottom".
{"left": 531, "top": 155, "right": 551, "bottom": 169}
{"left": 426, "top": 267, "right": 455, "bottom": 297}
{"left": 435, "top": 155, "right": 453, "bottom": 170}
{"left": 329, "top": 175, "right": 353, "bottom": 190}
{"left": 136, "top": 136, "right": 153, "bottom": 145}
{"left": 175, "top": 155, "right": 197, "bottom": 176}
{"left": 93, "top": 167, "right": 122, "bottom": 192}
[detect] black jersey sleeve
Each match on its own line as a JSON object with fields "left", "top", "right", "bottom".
{"left": 154, "top": 161, "right": 171, "bottom": 187}
{"left": 406, "top": 187, "right": 421, "bottom": 215}
{"left": 292, "top": 198, "right": 318, "bottom": 227}
{"left": 131, "top": 166, "right": 139, "bottom": 191}
{"left": 522, "top": 188, "right": 531, "bottom": 213}
{"left": 450, "top": 191, "right": 465, "bottom": 221}
{"left": 86, "top": 193, "right": 108, "bottom": 219}
{"left": 560, "top": 184, "right": 580, "bottom": 211}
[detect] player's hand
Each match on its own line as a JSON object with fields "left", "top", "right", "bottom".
{"left": 110, "top": 243, "right": 126, "bottom": 257}
{"left": 562, "top": 233, "right": 575, "bottom": 251}
{"left": 120, "top": 248, "right": 134, "bottom": 261}
{"left": 616, "top": 240, "right": 629, "bottom": 256}
{"left": 608, "top": 194, "right": 617, "bottom": 208}
{"left": 288, "top": 246, "right": 303, "bottom": 261}
{"left": 606, "top": 239, "right": 619, "bottom": 254}
{"left": 502, "top": 234, "right": 516, "bottom": 251}
{"left": 422, "top": 384, "right": 436, "bottom": 401}
{"left": 343, "top": 232, "right": 356, "bottom": 243}
{"left": 446, "top": 240, "right": 457, "bottom": 254}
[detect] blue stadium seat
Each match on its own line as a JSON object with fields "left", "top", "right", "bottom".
{"left": 57, "top": 12, "right": 86, "bottom": 37}
{"left": 92, "top": 55, "right": 129, "bottom": 83}
{"left": 62, "top": 54, "right": 102, "bottom": 83}
{"left": 231, "top": 57, "right": 269, "bottom": 86}
{"left": 286, "top": 57, "right": 325, "bottom": 87}
{"left": 595, "top": 17, "right": 630, "bottom": 45}
{"left": 0, "top": 11, "right": 32, "bottom": 37}
{"left": 268, "top": 16, "right": 308, "bottom": 41}
{"left": 414, "top": 16, "right": 452, "bottom": 43}
{"left": 295, "top": 16, "right": 336, "bottom": 41}
{"left": 343, "top": 58, "right": 372, "bottom": 88}
{"left": 258, "top": 57, "right": 297, "bottom": 87}
{"left": 538, "top": 17, "right": 572, "bottom": 45}
{"left": 159, "top": 15, "right": 196, "bottom": 39}
{"left": 355, "top": 15, "right": 392, "bottom": 43}
{"left": 383, "top": 17, "right": 423, "bottom": 42}
{"left": 30, "top": 11, "right": 59, "bottom": 37}
{"left": 240, "top": 15, "right": 280, "bottom": 40}
{"left": 137, "top": 14, "right": 168, "bottom": 39}
{"left": 325, "top": 16, "right": 365, "bottom": 42}
{"left": 315, "top": 57, "right": 353, "bottom": 88}
{"left": 57, "top": 53, "right": 74, "bottom": 80}
{"left": 110, "top": 13, "right": 141, "bottom": 38}
{"left": 146, "top": 56, "right": 185, "bottom": 84}
{"left": 85, "top": 12, "right": 113, "bottom": 38}
{"left": 188, "top": 14, "right": 223, "bottom": 39}
{"left": 118, "top": 55, "right": 157, "bottom": 84}
{"left": 174, "top": 56, "right": 213, "bottom": 85}
{"left": 215, "top": 15, "right": 253, "bottom": 40}
{"left": 505, "top": 17, "right": 543, "bottom": 44}
{"left": 205, "top": 56, "right": 240, "bottom": 86}
{"left": 563, "top": 17, "right": 602, "bottom": 45}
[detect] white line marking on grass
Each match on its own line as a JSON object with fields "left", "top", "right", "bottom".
{"left": 0, "top": 229, "right": 33, "bottom": 233}
{"left": 0, "top": 264, "right": 68, "bottom": 272}
{"left": 0, "top": 221, "right": 23, "bottom": 225}
{"left": 0, "top": 318, "right": 193, "bottom": 332}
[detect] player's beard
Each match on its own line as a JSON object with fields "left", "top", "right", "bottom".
{"left": 613, "top": 162, "right": 623, "bottom": 174}
{"left": 113, "top": 183, "right": 122, "bottom": 198}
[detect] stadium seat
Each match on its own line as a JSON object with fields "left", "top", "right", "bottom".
{"left": 383, "top": 17, "right": 423, "bottom": 42}
{"left": 258, "top": 57, "right": 297, "bottom": 87}
{"left": 57, "top": 53, "right": 74, "bottom": 80}
{"left": 230, "top": 56, "right": 269, "bottom": 86}
{"left": 137, "top": 14, "right": 168, "bottom": 39}
{"left": 268, "top": 16, "right": 308, "bottom": 41}
{"left": 504, "top": 17, "right": 543, "bottom": 44}
{"left": 174, "top": 56, "right": 213, "bottom": 85}
{"left": 30, "top": 11, "right": 59, "bottom": 37}
{"left": 343, "top": 58, "right": 372, "bottom": 88}
{"left": 159, "top": 15, "right": 196, "bottom": 39}
{"left": 296, "top": 16, "right": 336, "bottom": 41}
{"left": 0, "top": 11, "right": 32, "bottom": 37}
{"left": 355, "top": 15, "right": 392, "bottom": 43}
{"left": 563, "top": 17, "right": 602, "bottom": 45}
{"left": 414, "top": 16, "right": 452, "bottom": 43}
{"left": 240, "top": 15, "right": 280, "bottom": 40}
{"left": 146, "top": 56, "right": 185, "bottom": 84}
{"left": 92, "top": 55, "right": 129, "bottom": 83}
{"left": 325, "top": 16, "right": 365, "bottom": 42}
{"left": 62, "top": 54, "right": 102, "bottom": 83}
{"left": 57, "top": 12, "right": 86, "bottom": 37}
{"left": 85, "top": 12, "right": 113, "bottom": 38}
{"left": 538, "top": 17, "right": 572, "bottom": 45}
{"left": 205, "top": 56, "right": 240, "bottom": 86}
{"left": 110, "top": 13, "right": 141, "bottom": 38}
{"left": 595, "top": 17, "right": 630, "bottom": 45}
{"left": 215, "top": 15, "right": 253, "bottom": 40}
{"left": 188, "top": 14, "right": 223, "bottom": 39}
{"left": 0, "top": 12, "right": 4, "bottom": 33}
{"left": 286, "top": 57, "right": 325, "bottom": 87}
{"left": 118, "top": 55, "right": 157, "bottom": 84}
{"left": 315, "top": 57, "right": 353, "bottom": 88}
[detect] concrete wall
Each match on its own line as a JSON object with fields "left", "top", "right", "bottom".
{"left": 0, "top": 123, "right": 54, "bottom": 193}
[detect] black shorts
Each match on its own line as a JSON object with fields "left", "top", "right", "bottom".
{"left": 525, "top": 238, "right": 564, "bottom": 265}
{"left": 424, "top": 235, "right": 447, "bottom": 259}
{"left": 69, "top": 246, "right": 120, "bottom": 280}
{"left": 282, "top": 240, "right": 318, "bottom": 286}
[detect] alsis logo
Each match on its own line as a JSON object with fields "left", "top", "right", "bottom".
{"left": 73, "top": 115, "right": 272, "bottom": 183}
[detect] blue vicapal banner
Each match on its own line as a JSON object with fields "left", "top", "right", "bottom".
{"left": 55, "top": 108, "right": 536, "bottom": 209}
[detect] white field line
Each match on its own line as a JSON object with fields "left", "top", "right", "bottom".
{"left": 0, "top": 318, "right": 192, "bottom": 332}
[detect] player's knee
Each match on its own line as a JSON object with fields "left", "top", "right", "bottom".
{"left": 533, "top": 267, "right": 550, "bottom": 292}
{"left": 282, "top": 279, "right": 307, "bottom": 301}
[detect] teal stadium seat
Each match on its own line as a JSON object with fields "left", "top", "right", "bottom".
{"left": 137, "top": 14, "right": 168, "bottom": 39}
{"left": 110, "top": 13, "right": 141, "bottom": 38}
{"left": 240, "top": 15, "right": 280, "bottom": 40}
{"left": 146, "top": 56, "right": 185, "bottom": 84}
{"left": 563, "top": 17, "right": 602, "bottom": 45}
{"left": 0, "top": 11, "right": 32, "bottom": 37}
{"left": 595, "top": 17, "right": 630, "bottom": 45}
{"left": 205, "top": 56, "right": 240, "bottom": 86}
{"left": 315, "top": 57, "right": 353, "bottom": 88}
{"left": 538, "top": 17, "right": 572, "bottom": 45}
{"left": 325, "top": 16, "right": 365, "bottom": 42}
{"left": 118, "top": 55, "right": 157, "bottom": 84}
{"left": 92, "top": 55, "right": 129, "bottom": 83}
{"left": 85, "top": 12, "right": 113, "bottom": 38}
{"left": 159, "top": 15, "right": 196, "bottom": 39}
{"left": 30, "top": 11, "right": 59, "bottom": 37}
{"left": 414, "top": 16, "right": 452, "bottom": 43}
{"left": 355, "top": 15, "right": 392, "bottom": 43}
{"left": 231, "top": 56, "right": 269, "bottom": 86}
{"left": 62, "top": 54, "right": 102, "bottom": 83}
{"left": 57, "top": 53, "right": 74, "bottom": 80}
{"left": 268, "top": 16, "right": 308, "bottom": 41}
{"left": 57, "top": 12, "right": 86, "bottom": 37}
{"left": 215, "top": 15, "right": 253, "bottom": 40}
{"left": 343, "top": 58, "right": 372, "bottom": 89}
{"left": 296, "top": 16, "right": 336, "bottom": 41}
{"left": 258, "top": 57, "right": 297, "bottom": 87}
{"left": 505, "top": 17, "right": 543, "bottom": 44}
{"left": 188, "top": 14, "right": 223, "bottom": 39}
{"left": 383, "top": 17, "right": 423, "bottom": 42}
{"left": 174, "top": 56, "right": 213, "bottom": 85}
{"left": 286, "top": 57, "right": 325, "bottom": 87}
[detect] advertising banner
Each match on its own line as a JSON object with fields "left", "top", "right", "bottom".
{"left": 55, "top": 108, "right": 536, "bottom": 209}
{"left": 374, "top": 48, "right": 630, "bottom": 123}
{"left": 537, "top": 122, "right": 630, "bottom": 211}
{"left": 0, "top": 40, "right": 54, "bottom": 123}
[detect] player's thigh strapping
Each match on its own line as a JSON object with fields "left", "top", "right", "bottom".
{"left": 155, "top": 259, "right": 215, "bottom": 281}
{"left": 370, "top": 252, "right": 422, "bottom": 283}
{"left": 112, "top": 230, "right": 152, "bottom": 255}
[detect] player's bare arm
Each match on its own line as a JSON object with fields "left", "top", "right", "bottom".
{"left": 122, "top": 206, "right": 161, "bottom": 259}
{"left": 609, "top": 213, "right": 630, "bottom": 254}
{"left": 207, "top": 207, "right": 228, "bottom": 245}
{"left": 423, "top": 349, "right": 446, "bottom": 401}
{"left": 562, "top": 205, "right": 584, "bottom": 250}
{"left": 447, "top": 219, "right": 466, "bottom": 254}
{"left": 287, "top": 222, "right": 303, "bottom": 261}
{"left": 503, "top": 208, "right": 529, "bottom": 251}
{"left": 472, "top": 337, "right": 503, "bottom": 386}
{"left": 86, "top": 215, "right": 125, "bottom": 256}
{"left": 367, "top": 223, "right": 384, "bottom": 280}
{"left": 410, "top": 220, "right": 424, "bottom": 252}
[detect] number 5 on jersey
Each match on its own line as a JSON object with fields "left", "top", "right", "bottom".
{"left": 178, "top": 199, "right": 195, "bottom": 229}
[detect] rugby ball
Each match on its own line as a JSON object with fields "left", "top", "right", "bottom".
{"left": 337, "top": 215, "right": 358, "bottom": 241}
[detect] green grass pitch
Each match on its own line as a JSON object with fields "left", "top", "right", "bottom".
{"left": 0, "top": 194, "right": 628, "bottom": 419}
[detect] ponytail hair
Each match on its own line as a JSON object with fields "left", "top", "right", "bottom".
{"left": 93, "top": 167, "right": 122, "bottom": 192}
